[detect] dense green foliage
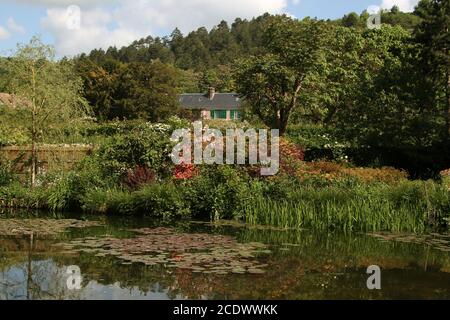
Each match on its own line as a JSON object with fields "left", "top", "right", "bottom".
{"left": 0, "top": 37, "right": 89, "bottom": 141}
{"left": 0, "top": 37, "right": 89, "bottom": 186}
{"left": 0, "top": 120, "right": 449, "bottom": 232}
{"left": 415, "top": 0, "right": 450, "bottom": 137}
{"left": 0, "top": 160, "right": 13, "bottom": 187}
{"left": 1, "top": 159, "right": 449, "bottom": 232}
{"left": 0, "top": 2, "right": 449, "bottom": 233}
{"left": 61, "top": 3, "right": 449, "bottom": 176}
{"left": 75, "top": 59, "right": 180, "bottom": 121}
{"left": 235, "top": 17, "right": 326, "bottom": 135}
{"left": 68, "top": 5, "right": 439, "bottom": 136}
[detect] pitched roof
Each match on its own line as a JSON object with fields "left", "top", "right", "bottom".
{"left": 178, "top": 93, "right": 242, "bottom": 110}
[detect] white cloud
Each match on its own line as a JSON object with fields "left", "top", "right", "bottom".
{"left": 0, "top": 26, "right": 10, "bottom": 40}
{"left": 380, "top": 0, "right": 419, "bottom": 12}
{"left": 41, "top": 0, "right": 289, "bottom": 56}
{"left": 0, "top": 18, "right": 25, "bottom": 41}
{"left": 42, "top": 7, "right": 137, "bottom": 57}
{"left": 12, "top": 0, "right": 117, "bottom": 8}
{"left": 7, "top": 17, "right": 25, "bottom": 34}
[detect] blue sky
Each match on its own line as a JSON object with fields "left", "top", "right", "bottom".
{"left": 0, "top": 0, "right": 419, "bottom": 57}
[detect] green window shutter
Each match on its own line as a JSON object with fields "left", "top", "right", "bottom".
{"left": 211, "top": 110, "right": 227, "bottom": 119}
{"left": 230, "top": 110, "right": 241, "bottom": 119}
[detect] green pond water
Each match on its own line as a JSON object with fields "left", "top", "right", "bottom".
{"left": 0, "top": 211, "right": 449, "bottom": 300}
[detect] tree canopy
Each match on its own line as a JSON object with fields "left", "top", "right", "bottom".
{"left": 1, "top": 37, "right": 88, "bottom": 185}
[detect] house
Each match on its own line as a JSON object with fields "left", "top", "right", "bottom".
{"left": 178, "top": 87, "right": 243, "bottom": 121}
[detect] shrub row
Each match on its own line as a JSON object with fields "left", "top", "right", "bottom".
{"left": 1, "top": 166, "right": 449, "bottom": 233}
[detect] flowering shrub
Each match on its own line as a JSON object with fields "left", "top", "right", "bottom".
{"left": 166, "top": 116, "right": 191, "bottom": 131}
{"left": 287, "top": 125, "right": 350, "bottom": 162}
{"left": 98, "top": 129, "right": 173, "bottom": 181}
{"left": 173, "top": 163, "right": 199, "bottom": 180}
{"left": 143, "top": 122, "right": 171, "bottom": 133}
{"left": 240, "top": 138, "right": 305, "bottom": 177}
{"left": 181, "top": 165, "right": 253, "bottom": 220}
{"left": 279, "top": 138, "right": 305, "bottom": 176}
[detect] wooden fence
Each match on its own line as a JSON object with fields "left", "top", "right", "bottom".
{"left": 0, "top": 145, "right": 94, "bottom": 179}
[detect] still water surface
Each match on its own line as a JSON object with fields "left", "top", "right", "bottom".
{"left": 0, "top": 211, "right": 449, "bottom": 300}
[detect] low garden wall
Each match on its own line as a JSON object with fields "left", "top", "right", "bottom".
{"left": 0, "top": 145, "right": 93, "bottom": 179}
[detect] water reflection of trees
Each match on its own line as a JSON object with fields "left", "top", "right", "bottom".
{"left": 1, "top": 226, "right": 450, "bottom": 300}
{"left": 0, "top": 235, "right": 79, "bottom": 300}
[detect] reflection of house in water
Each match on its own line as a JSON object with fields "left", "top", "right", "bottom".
{"left": 178, "top": 87, "right": 242, "bottom": 121}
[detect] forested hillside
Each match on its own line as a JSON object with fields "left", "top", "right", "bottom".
{"left": 72, "top": 8, "right": 425, "bottom": 121}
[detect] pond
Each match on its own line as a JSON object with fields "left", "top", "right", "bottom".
{"left": 0, "top": 211, "right": 449, "bottom": 300}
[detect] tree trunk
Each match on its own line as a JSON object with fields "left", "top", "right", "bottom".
{"left": 26, "top": 233, "right": 34, "bottom": 300}
{"left": 31, "top": 131, "right": 37, "bottom": 188}
{"left": 31, "top": 66, "right": 37, "bottom": 188}
{"left": 279, "top": 80, "right": 302, "bottom": 136}
{"left": 279, "top": 110, "right": 289, "bottom": 136}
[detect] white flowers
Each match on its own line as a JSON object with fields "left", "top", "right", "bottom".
{"left": 145, "top": 122, "right": 171, "bottom": 134}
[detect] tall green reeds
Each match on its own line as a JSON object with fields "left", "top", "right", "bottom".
{"left": 245, "top": 181, "right": 450, "bottom": 232}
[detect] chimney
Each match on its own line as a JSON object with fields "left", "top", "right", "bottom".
{"left": 208, "top": 87, "right": 216, "bottom": 100}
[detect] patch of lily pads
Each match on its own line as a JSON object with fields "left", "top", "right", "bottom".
{"left": 0, "top": 219, "right": 103, "bottom": 237}
{"left": 57, "top": 227, "right": 272, "bottom": 275}
{"left": 368, "top": 232, "right": 450, "bottom": 253}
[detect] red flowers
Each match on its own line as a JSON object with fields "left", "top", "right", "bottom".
{"left": 280, "top": 139, "right": 305, "bottom": 162}
{"left": 279, "top": 139, "right": 305, "bottom": 176}
{"left": 173, "top": 162, "right": 198, "bottom": 180}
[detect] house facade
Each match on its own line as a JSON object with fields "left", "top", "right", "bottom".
{"left": 179, "top": 88, "right": 242, "bottom": 121}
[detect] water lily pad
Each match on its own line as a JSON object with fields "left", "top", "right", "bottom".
{"left": 368, "top": 232, "right": 450, "bottom": 252}
{"left": 0, "top": 218, "right": 103, "bottom": 237}
{"left": 60, "top": 227, "right": 271, "bottom": 275}
{"left": 232, "top": 268, "right": 246, "bottom": 274}
{"left": 248, "top": 269, "right": 265, "bottom": 274}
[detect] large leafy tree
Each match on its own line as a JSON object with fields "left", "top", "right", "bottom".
{"left": 199, "top": 65, "right": 235, "bottom": 92}
{"left": 234, "top": 16, "right": 326, "bottom": 135}
{"left": 75, "top": 56, "right": 119, "bottom": 121}
{"left": 341, "top": 12, "right": 360, "bottom": 28}
{"left": 304, "top": 23, "right": 440, "bottom": 150}
{"left": 2, "top": 37, "right": 88, "bottom": 186}
{"left": 295, "top": 25, "right": 365, "bottom": 125}
{"left": 330, "top": 25, "right": 436, "bottom": 148}
{"left": 113, "top": 61, "right": 180, "bottom": 121}
{"left": 415, "top": 0, "right": 450, "bottom": 139}
{"left": 75, "top": 57, "right": 180, "bottom": 121}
